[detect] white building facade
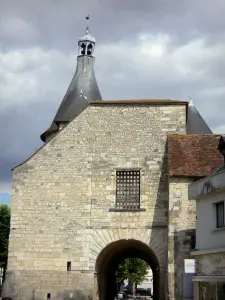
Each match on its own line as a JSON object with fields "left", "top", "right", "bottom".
{"left": 188, "top": 135, "right": 225, "bottom": 300}
{"left": 137, "top": 269, "right": 153, "bottom": 291}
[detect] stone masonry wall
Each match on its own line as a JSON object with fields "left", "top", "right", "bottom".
{"left": 4, "top": 103, "right": 186, "bottom": 300}
{"left": 168, "top": 177, "right": 196, "bottom": 300}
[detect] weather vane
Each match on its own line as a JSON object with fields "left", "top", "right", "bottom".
{"left": 189, "top": 96, "right": 193, "bottom": 106}
{"left": 85, "top": 15, "right": 90, "bottom": 34}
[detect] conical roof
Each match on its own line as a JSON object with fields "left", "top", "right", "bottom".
{"left": 41, "top": 24, "right": 102, "bottom": 142}
{"left": 79, "top": 33, "right": 96, "bottom": 43}
{"left": 53, "top": 56, "right": 101, "bottom": 123}
{"left": 187, "top": 101, "right": 212, "bottom": 134}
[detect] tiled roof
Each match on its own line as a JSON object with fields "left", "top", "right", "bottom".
{"left": 168, "top": 134, "right": 223, "bottom": 177}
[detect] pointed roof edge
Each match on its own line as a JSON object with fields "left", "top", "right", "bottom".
{"left": 16, "top": 102, "right": 90, "bottom": 171}
{"left": 187, "top": 96, "right": 213, "bottom": 134}
{"left": 187, "top": 104, "right": 213, "bottom": 134}
{"left": 188, "top": 96, "right": 194, "bottom": 106}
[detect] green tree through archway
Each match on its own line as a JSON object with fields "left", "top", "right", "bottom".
{"left": 116, "top": 258, "right": 149, "bottom": 294}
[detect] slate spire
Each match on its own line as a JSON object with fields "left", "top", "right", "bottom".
{"left": 187, "top": 97, "right": 212, "bottom": 134}
{"left": 41, "top": 16, "right": 102, "bottom": 142}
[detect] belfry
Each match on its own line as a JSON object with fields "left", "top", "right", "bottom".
{"left": 41, "top": 16, "right": 102, "bottom": 142}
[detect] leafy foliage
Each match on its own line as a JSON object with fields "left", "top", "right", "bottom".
{"left": 116, "top": 260, "right": 128, "bottom": 284}
{"left": 116, "top": 258, "right": 149, "bottom": 286}
{"left": 0, "top": 205, "right": 11, "bottom": 261}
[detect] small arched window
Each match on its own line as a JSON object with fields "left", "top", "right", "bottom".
{"left": 81, "top": 43, "right": 86, "bottom": 55}
{"left": 87, "top": 43, "right": 93, "bottom": 56}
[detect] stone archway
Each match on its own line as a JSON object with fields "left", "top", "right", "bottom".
{"left": 95, "top": 239, "right": 161, "bottom": 300}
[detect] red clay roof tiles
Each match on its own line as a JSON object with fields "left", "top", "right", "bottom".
{"left": 168, "top": 134, "right": 223, "bottom": 177}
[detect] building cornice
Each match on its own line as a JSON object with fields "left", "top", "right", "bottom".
{"left": 191, "top": 247, "right": 225, "bottom": 256}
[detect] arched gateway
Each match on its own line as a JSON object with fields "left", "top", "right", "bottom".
{"left": 95, "top": 239, "right": 162, "bottom": 300}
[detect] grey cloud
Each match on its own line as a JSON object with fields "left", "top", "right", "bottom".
{"left": 1, "top": 0, "right": 225, "bottom": 51}
{"left": 0, "top": 104, "right": 47, "bottom": 183}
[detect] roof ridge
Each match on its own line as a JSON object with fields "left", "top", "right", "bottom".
{"left": 90, "top": 99, "right": 188, "bottom": 104}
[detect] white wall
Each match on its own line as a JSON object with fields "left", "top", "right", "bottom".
{"left": 196, "top": 190, "right": 225, "bottom": 250}
{"left": 123, "top": 268, "right": 153, "bottom": 290}
{"left": 138, "top": 269, "right": 153, "bottom": 289}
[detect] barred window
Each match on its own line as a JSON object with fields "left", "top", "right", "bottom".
{"left": 116, "top": 170, "right": 140, "bottom": 210}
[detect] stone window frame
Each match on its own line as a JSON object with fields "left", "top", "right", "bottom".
{"left": 213, "top": 200, "right": 225, "bottom": 229}
{"left": 109, "top": 167, "right": 146, "bottom": 212}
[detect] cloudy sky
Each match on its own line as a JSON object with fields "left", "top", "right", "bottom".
{"left": 0, "top": 0, "right": 225, "bottom": 204}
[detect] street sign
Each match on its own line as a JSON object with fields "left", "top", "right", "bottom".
{"left": 184, "top": 259, "right": 196, "bottom": 273}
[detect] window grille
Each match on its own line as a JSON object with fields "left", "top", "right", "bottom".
{"left": 116, "top": 170, "right": 140, "bottom": 210}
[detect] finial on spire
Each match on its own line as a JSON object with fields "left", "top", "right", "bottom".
{"left": 78, "top": 15, "right": 96, "bottom": 55}
{"left": 85, "top": 15, "right": 90, "bottom": 34}
{"left": 189, "top": 96, "right": 194, "bottom": 106}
